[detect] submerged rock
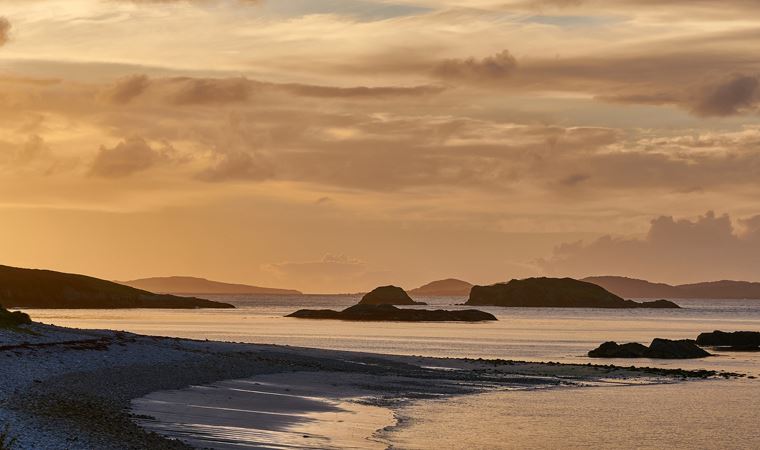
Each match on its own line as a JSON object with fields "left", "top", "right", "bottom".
{"left": 696, "top": 331, "right": 760, "bottom": 351}
{"left": 589, "top": 338, "right": 711, "bottom": 359}
{"left": 359, "top": 286, "right": 426, "bottom": 305}
{"left": 466, "top": 277, "right": 680, "bottom": 309}
{"left": 287, "top": 304, "right": 496, "bottom": 322}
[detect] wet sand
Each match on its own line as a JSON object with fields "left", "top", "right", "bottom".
{"left": 0, "top": 322, "right": 741, "bottom": 450}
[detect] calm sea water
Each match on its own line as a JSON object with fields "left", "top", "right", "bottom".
{"left": 24, "top": 296, "right": 760, "bottom": 449}
{"left": 25, "top": 295, "right": 760, "bottom": 373}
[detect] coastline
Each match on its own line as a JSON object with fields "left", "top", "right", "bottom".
{"left": 0, "top": 322, "right": 742, "bottom": 450}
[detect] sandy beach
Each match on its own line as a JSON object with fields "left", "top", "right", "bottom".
{"left": 0, "top": 321, "right": 738, "bottom": 450}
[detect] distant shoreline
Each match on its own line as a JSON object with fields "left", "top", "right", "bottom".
{"left": 0, "top": 322, "right": 740, "bottom": 449}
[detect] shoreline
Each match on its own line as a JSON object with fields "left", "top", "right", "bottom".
{"left": 0, "top": 322, "right": 743, "bottom": 450}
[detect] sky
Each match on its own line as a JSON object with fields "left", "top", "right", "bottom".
{"left": 1, "top": 0, "right": 760, "bottom": 292}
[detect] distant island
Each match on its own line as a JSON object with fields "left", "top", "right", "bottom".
{"left": 119, "top": 276, "right": 302, "bottom": 295}
{"left": 584, "top": 276, "right": 760, "bottom": 300}
{"left": 466, "top": 277, "right": 680, "bottom": 308}
{"left": 289, "top": 285, "right": 494, "bottom": 321}
{"left": 0, "top": 265, "right": 234, "bottom": 309}
{"left": 588, "top": 338, "right": 711, "bottom": 359}
{"left": 408, "top": 279, "right": 473, "bottom": 297}
{"left": 288, "top": 304, "right": 496, "bottom": 322}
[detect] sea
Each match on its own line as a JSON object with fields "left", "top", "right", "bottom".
{"left": 25, "top": 296, "right": 760, "bottom": 449}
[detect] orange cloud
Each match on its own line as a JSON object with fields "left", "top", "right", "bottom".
{"left": 542, "top": 212, "right": 760, "bottom": 284}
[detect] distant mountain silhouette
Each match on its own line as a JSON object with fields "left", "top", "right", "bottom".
{"left": 584, "top": 276, "right": 760, "bottom": 299}
{"left": 0, "top": 265, "right": 234, "bottom": 309}
{"left": 582, "top": 276, "right": 684, "bottom": 298}
{"left": 676, "top": 281, "right": 760, "bottom": 299}
{"left": 466, "top": 277, "right": 679, "bottom": 308}
{"left": 120, "top": 276, "right": 302, "bottom": 295}
{"left": 409, "top": 278, "right": 473, "bottom": 297}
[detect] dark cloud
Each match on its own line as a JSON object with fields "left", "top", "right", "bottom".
{"left": 103, "top": 75, "right": 151, "bottom": 105}
{"left": 101, "top": 75, "right": 444, "bottom": 105}
{"left": 559, "top": 173, "right": 590, "bottom": 186}
{"left": 0, "top": 17, "right": 11, "bottom": 47}
{"left": 433, "top": 50, "right": 518, "bottom": 84}
{"left": 691, "top": 74, "right": 759, "bottom": 117}
{"left": 90, "top": 137, "right": 173, "bottom": 177}
{"left": 541, "top": 211, "right": 760, "bottom": 283}
{"left": 168, "top": 77, "right": 254, "bottom": 105}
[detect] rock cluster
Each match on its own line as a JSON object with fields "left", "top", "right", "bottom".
{"left": 589, "top": 338, "right": 711, "bottom": 359}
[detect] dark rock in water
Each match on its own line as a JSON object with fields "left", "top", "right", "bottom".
{"left": 588, "top": 341, "right": 649, "bottom": 358}
{"left": 287, "top": 304, "right": 496, "bottom": 322}
{"left": 0, "top": 305, "right": 32, "bottom": 327}
{"left": 696, "top": 330, "right": 760, "bottom": 351}
{"left": 647, "top": 338, "right": 711, "bottom": 359}
{"left": 589, "top": 338, "right": 711, "bottom": 359}
{"left": 359, "top": 286, "right": 426, "bottom": 305}
{"left": 466, "top": 277, "right": 681, "bottom": 309}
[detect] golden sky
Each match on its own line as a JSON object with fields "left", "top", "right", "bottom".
{"left": 2, "top": 0, "right": 760, "bottom": 292}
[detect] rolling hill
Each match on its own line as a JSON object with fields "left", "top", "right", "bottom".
{"left": 584, "top": 276, "right": 760, "bottom": 299}
{"left": 0, "top": 265, "right": 234, "bottom": 309}
{"left": 120, "top": 276, "right": 302, "bottom": 295}
{"left": 408, "top": 279, "right": 473, "bottom": 297}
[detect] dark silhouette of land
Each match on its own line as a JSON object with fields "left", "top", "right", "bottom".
{"left": 359, "top": 286, "right": 426, "bottom": 305}
{"left": 584, "top": 276, "right": 760, "bottom": 299}
{"left": 466, "top": 277, "right": 680, "bottom": 308}
{"left": 120, "top": 276, "right": 302, "bottom": 295}
{"left": 588, "top": 339, "right": 710, "bottom": 359}
{"left": 288, "top": 304, "right": 496, "bottom": 322}
{"left": 0, "top": 304, "right": 31, "bottom": 328}
{"left": 696, "top": 331, "right": 760, "bottom": 351}
{"left": 408, "top": 279, "right": 473, "bottom": 297}
{"left": 0, "top": 265, "right": 234, "bottom": 309}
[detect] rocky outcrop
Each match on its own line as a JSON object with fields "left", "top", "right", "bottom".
{"left": 287, "top": 304, "right": 496, "bottom": 322}
{"left": 359, "top": 286, "right": 425, "bottom": 305}
{"left": 696, "top": 331, "right": 760, "bottom": 351}
{"left": 0, "top": 305, "right": 31, "bottom": 328}
{"left": 589, "top": 338, "right": 711, "bottom": 359}
{"left": 0, "top": 264, "right": 235, "bottom": 309}
{"left": 588, "top": 342, "right": 649, "bottom": 358}
{"left": 466, "top": 277, "right": 680, "bottom": 308}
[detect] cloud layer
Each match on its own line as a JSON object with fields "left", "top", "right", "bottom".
{"left": 542, "top": 212, "right": 760, "bottom": 283}
{"left": 2, "top": 0, "right": 760, "bottom": 289}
